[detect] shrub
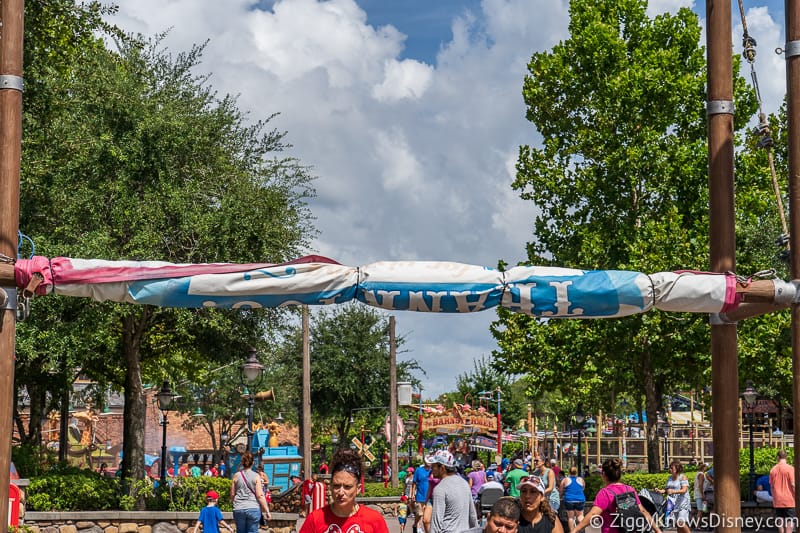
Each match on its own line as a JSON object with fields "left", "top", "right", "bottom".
{"left": 27, "top": 468, "right": 120, "bottom": 511}
{"left": 27, "top": 467, "right": 233, "bottom": 512}
{"left": 362, "top": 482, "right": 403, "bottom": 497}
{"left": 11, "top": 445, "right": 55, "bottom": 478}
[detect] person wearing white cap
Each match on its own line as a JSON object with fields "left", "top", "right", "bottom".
{"left": 516, "top": 476, "right": 564, "bottom": 533}
{"left": 424, "top": 450, "right": 478, "bottom": 533}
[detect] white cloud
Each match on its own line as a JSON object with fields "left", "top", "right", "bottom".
{"left": 647, "top": 0, "right": 695, "bottom": 18}
{"left": 372, "top": 59, "right": 434, "bottom": 102}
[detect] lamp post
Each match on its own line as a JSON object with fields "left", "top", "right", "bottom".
{"left": 240, "top": 347, "right": 266, "bottom": 455}
{"left": 405, "top": 417, "right": 418, "bottom": 469}
{"left": 361, "top": 424, "right": 366, "bottom": 494}
{"left": 479, "top": 388, "right": 504, "bottom": 459}
{"left": 741, "top": 380, "right": 758, "bottom": 502}
{"left": 574, "top": 404, "right": 585, "bottom": 476}
{"left": 417, "top": 386, "right": 424, "bottom": 457}
{"left": 156, "top": 380, "right": 176, "bottom": 487}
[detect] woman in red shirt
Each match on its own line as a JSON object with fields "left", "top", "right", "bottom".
{"left": 300, "top": 449, "right": 388, "bottom": 533}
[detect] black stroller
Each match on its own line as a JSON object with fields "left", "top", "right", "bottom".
{"left": 638, "top": 488, "right": 669, "bottom": 528}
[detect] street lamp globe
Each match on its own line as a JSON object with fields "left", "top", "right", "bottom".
{"left": 574, "top": 404, "right": 585, "bottom": 425}
{"left": 241, "top": 347, "right": 266, "bottom": 384}
{"left": 157, "top": 380, "right": 176, "bottom": 411}
{"left": 741, "top": 380, "right": 758, "bottom": 409}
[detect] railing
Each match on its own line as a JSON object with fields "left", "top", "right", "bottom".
{"left": 533, "top": 425, "right": 792, "bottom": 471}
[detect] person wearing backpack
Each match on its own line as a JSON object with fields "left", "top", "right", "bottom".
{"left": 573, "top": 458, "right": 661, "bottom": 533}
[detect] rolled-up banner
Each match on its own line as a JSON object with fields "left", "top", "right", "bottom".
{"left": 11, "top": 256, "right": 759, "bottom": 317}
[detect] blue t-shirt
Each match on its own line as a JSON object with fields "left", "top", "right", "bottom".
{"left": 413, "top": 466, "right": 430, "bottom": 503}
{"left": 756, "top": 474, "right": 771, "bottom": 494}
{"left": 198, "top": 505, "right": 223, "bottom": 533}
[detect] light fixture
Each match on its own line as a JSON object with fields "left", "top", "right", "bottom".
{"left": 241, "top": 347, "right": 266, "bottom": 383}
{"left": 192, "top": 407, "right": 205, "bottom": 418}
{"left": 157, "top": 380, "right": 176, "bottom": 411}
{"left": 741, "top": 380, "right": 758, "bottom": 409}
{"left": 275, "top": 412, "right": 284, "bottom": 423}
{"left": 349, "top": 413, "right": 355, "bottom": 424}
{"left": 574, "top": 404, "right": 585, "bottom": 425}
{"left": 99, "top": 405, "right": 112, "bottom": 416}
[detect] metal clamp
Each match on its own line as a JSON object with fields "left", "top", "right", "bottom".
{"left": 785, "top": 40, "right": 800, "bottom": 59}
{"left": 707, "top": 100, "right": 734, "bottom": 116}
{"left": 0, "top": 75, "right": 23, "bottom": 92}
{"left": 0, "top": 288, "right": 16, "bottom": 311}
{"left": 709, "top": 312, "right": 736, "bottom": 325}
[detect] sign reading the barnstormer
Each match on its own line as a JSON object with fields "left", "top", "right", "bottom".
{"left": 419, "top": 404, "right": 498, "bottom": 432}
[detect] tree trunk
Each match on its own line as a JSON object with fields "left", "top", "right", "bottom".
{"left": 121, "top": 309, "right": 150, "bottom": 510}
{"left": 640, "top": 346, "right": 663, "bottom": 473}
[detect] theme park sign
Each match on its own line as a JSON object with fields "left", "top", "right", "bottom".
{"left": 419, "top": 405, "right": 498, "bottom": 432}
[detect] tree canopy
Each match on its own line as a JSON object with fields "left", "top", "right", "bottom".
{"left": 491, "top": 0, "right": 760, "bottom": 471}
{"left": 16, "top": 1, "right": 317, "bottom": 495}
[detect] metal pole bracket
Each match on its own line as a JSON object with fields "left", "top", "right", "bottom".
{"left": 707, "top": 100, "right": 735, "bottom": 116}
{"left": 785, "top": 40, "right": 800, "bottom": 59}
{"left": 0, "top": 75, "right": 23, "bottom": 92}
{"left": 710, "top": 312, "right": 736, "bottom": 325}
{"left": 0, "top": 288, "right": 15, "bottom": 311}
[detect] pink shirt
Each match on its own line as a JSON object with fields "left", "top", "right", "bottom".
{"left": 771, "top": 460, "right": 795, "bottom": 508}
{"left": 593, "top": 483, "right": 642, "bottom": 533}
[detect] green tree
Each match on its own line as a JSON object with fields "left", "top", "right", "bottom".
{"left": 13, "top": 0, "right": 123, "bottom": 451}
{"left": 734, "top": 105, "right": 793, "bottom": 418}
{"left": 491, "top": 0, "right": 757, "bottom": 471}
{"left": 17, "top": 29, "right": 316, "bottom": 499}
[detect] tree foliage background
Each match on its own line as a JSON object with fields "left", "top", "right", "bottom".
{"left": 15, "top": 0, "right": 317, "bottom": 497}
{"left": 490, "top": 0, "right": 770, "bottom": 472}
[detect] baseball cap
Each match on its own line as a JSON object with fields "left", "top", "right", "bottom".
{"left": 401, "top": 495, "right": 408, "bottom": 502}
{"left": 425, "top": 450, "right": 456, "bottom": 468}
{"left": 517, "top": 476, "right": 545, "bottom": 494}
{"left": 206, "top": 490, "right": 219, "bottom": 500}
{"left": 406, "top": 467, "right": 414, "bottom": 473}
{"left": 550, "top": 459, "right": 557, "bottom": 465}
{"left": 486, "top": 471, "right": 495, "bottom": 479}
{"left": 513, "top": 458, "right": 524, "bottom": 468}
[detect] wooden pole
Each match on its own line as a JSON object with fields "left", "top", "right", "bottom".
{"left": 528, "top": 404, "right": 534, "bottom": 456}
{"left": 786, "top": 0, "right": 800, "bottom": 511}
{"left": 707, "top": 2, "right": 741, "bottom": 532}
{"left": 596, "top": 410, "right": 601, "bottom": 467}
{"left": 302, "top": 306, "right": 311, "bottom": 478}
{"left": 0, "top": 0, "right": 24, "bottom": 523}
{"left": 389, "top": 315, "right": 398, "bottom": 488}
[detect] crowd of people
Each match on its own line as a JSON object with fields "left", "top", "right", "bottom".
{"left": 184, "top": 446, "right": 796, "bottom": 533}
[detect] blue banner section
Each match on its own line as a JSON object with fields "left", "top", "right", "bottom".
{"left": 503, "top": 270, "right": 646, "bottom": 318}
{"left": 128, "top": 278, "right": 357, "bottom": 308}
{"left": 356, "top": 282, "right": 504, "bottom": 313}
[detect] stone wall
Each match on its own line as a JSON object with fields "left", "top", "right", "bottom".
{"left": 24, "top": 512, "right": 298, "bottom": 533}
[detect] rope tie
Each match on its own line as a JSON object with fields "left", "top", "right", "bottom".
{"left": 738, "top": 0, "right": 789, "bottom": 257}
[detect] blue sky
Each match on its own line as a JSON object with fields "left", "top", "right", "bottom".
{"left": 110, "top": 0, "right": 789, "bottom": 399}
